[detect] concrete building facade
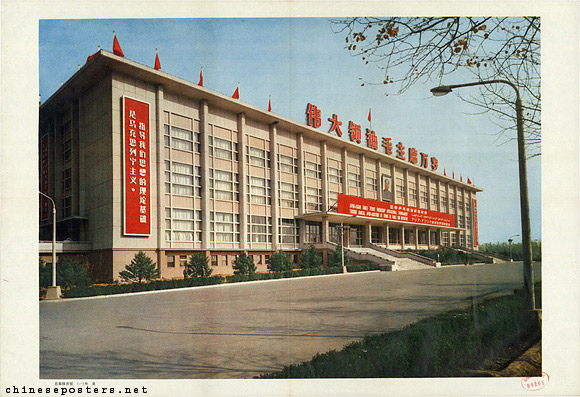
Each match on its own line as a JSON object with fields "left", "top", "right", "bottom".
{"left": 39, "top": 51, "right": 482, "bottom": 280}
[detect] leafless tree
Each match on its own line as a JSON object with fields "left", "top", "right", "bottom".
{"left": 330, "top": 17, "right": 540, "bottom": 157}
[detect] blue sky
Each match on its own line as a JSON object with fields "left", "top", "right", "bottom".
{"left": 39, "top": 18, "right": 541, "bottom": 244}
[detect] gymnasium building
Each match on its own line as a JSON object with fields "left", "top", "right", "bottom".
{"left": 39, "top": 50, "right": 482, "bottom": 280}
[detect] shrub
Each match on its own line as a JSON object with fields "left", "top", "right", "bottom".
{"left": 299, "top": 245, "right": 322, "bottom": 270}
{"left": 328, "top": 245, "right": 352, "bottom": 268}
{"left": 184, "top": 253, "right": 213, "bottom": 278}
{"left": 39, "top": 257, "right": 92, "bottom": 288}
{"left": 119, "top": 251, "right": 160, "bottom": 283}
{"left": 233, "top": 252, "right": 257, "bottom": 275}
{"left": 268, "top": 252, "right": 294, "bottom": 272}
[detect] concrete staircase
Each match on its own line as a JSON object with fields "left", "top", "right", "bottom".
{"left": 346, "top": 247, "right": 435, "bottom": 271}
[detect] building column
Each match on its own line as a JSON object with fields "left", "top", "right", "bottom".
{"left": 404, "top": 168, "right": 410, "bottom": 206}
{"left": 414, "top": 226, "right": 419, "bottom": 249}
{"left": 363, "top": 221, "right": 372, "bottom": 247}
{"left": 400, "top": 225, "right": 405, "bottom": 249}
{"left": 321, "top": 141, "right": 328, "bottom": 212}
{"left": 376, "top": 160, "right": 382, "bottom": 200}
{"left": 438, "top": 229, "right": 442, "bottom": 247}
{"left": 456, "top": 230, "right": 461, "bottom": 248}
{"left": 445, "top": 181, "right": 450, "bottom": 214}
{"left": 341, "top": 148, "right": 348, "bottom": 195}
{"left": 297, "top": 133, "right": 305, "bottom": 215}
{"left": 321, "top": 215, "right": 329, "bottom": 244}
{"left": 298, "top": 219, "right": 306, "bottom": 249}
{"left": 359, "top": 153, "right": 366, "bottom": 198}
{"left": 426, "top": 176, "right": 432, "bottom": 211}
{"left": 426, "top": 227, "right": 431, "bottom": 249}
{"left": 238, "top": 113, "right": 248, "bottom": 250}
{"left": 269, "top": 123, "right": 279, "bottom": 250}
{"left": 385, "top": 224, "right": 390, "bottom": 248}
{"left": 436, "top": 179, "right": 441, "bottom": 213}
{"left": 415, "top": 172, "right": 421, "bottom": 207}
{"left": 155, "top": 84, "right": 164, "bottom": 267}
{"left": 200, "top": 100, "right": 211, "bottom": 250}
{"left": 390, "top": 164, "right": 397, "bottom": 204}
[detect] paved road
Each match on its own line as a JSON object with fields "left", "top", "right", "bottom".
{"left": 40, "top": 262, "right": 541, "bottom": 379}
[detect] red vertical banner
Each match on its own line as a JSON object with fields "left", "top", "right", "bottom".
{"left": 123, "top": 97, "right": 151, "bottom": 236}
{"left": 473, "top": 198, "right": 479, "bottom": 246}
{"left": 40, "top": 135, "right": 50, "bottom": 220}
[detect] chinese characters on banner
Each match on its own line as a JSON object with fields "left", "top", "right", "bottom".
{"left": 337, "top": 194, "right": 455, "bottom": 228}
{"left": 306, "top": 102, "right": 438, "bottom": 171}
{"left": 123, "top": 97, "right": 151, "bottom": 236}
{"left": 473, "top": 199, "right": 479, "bottom": 246}
{"left": 41, "top": 135, "right": 50, "bottom": 221}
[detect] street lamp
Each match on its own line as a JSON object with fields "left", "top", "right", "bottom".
{"left": 431, "top": 79, "right": 535, "bottom": 310}
{"left": 508, "top": 234, "right": 520, "bottom": 262}
{"left": 40, "top": 191, "right": 61, "bottom": 299}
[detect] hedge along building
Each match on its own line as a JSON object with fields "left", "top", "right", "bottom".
{"left": 39, "top": 50, "right": 482, "bottom": 281}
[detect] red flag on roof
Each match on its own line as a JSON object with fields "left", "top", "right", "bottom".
{"left": 368, "top": 108, "right": 371, "bottom": 122}
{"left": 232, "top": 85, "right": 239, "bottom": 99}
{"left": 86, "top": 47, "right": 100, "bottom": 63}
{"left": 452, "top": 172, "right": 455, "bottom": 179}
{"left": 268, "top": 96, "right": 272, "bottom": 112}
{"left": 460, "top": 175, "right": 463, "bottom": 182}
{"left": 444, "top": 169, "right": 446, "bottom": 176}
{"left": 113, "top": 32, "right": 124, "bottom": 57}
{"left": 198, "top": 67, "right": 203, "bottom": 86}
{"left": 467, "top": 178, "right": 472, "bottom": 184}
{"left": 154, "top": 49, "right": 161, "bottom": 70}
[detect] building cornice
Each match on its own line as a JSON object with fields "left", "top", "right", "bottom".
{"left": 40, "top": 50, "right": 483, "bottom": 193}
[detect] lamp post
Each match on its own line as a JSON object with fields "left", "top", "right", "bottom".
{"left": 431, "top": 80, "right": 534, "bottom": 310}
{"left": 40, "top": 191, "right": 61, "bottom": 299}
{"left": 508, "top": 234, "right": 520, "bottom": 262}
{"left": 339, "top": 215, "right": 356, "bottom": 273}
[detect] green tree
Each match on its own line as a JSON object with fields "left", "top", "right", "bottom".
{"left": 328, "top": 245, "right": 351, "bottom": 268}
{"left": 299, "top": 245, "right": 322, "bottom": 270}
{"left": 183, "top": 253, "right": 213, "bottom": 278}
{"left": 233, "top": 252, "right": 257, "bottom": 275}
{"left": 268, "top": 251, "right": 294, "bottom": 272}
{"left": 119, "top": 251, "right": 160, "bottom": 283}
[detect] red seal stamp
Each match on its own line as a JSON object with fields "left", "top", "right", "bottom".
{"left": 521, "top": 372, "right": 549, "bottom": 391}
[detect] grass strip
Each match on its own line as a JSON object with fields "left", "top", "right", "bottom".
{"left": 259, "top": 285, "right": 540, "bottom": 378}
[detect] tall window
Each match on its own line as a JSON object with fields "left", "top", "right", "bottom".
{"left": 210, "top": 137, "right": 238, "bottom": 161}
{"left": 348, "top": 172, "right": 361, "bottom": 188}
{"left": 409, "top": 181, "right": 418, "bottom": 201}
{"left": 248, "top": 176, "right": 270, "bottom": 205}
{"left": 396, "top": 178, "right": 406, "bottom": 198}
{"left": 62, "top": 196, "right": 72, "bottom": 218}
{"left": 420, "top": 185, "right": 428, "bottom": 205}
{"left": 304, "top": 221, "right": 321, "bottom": 244}
{"left": 62, "top": 168, "right": 72, "bottom": 193}
{"left": 248, "top": 146, "right": 269, "bottom": 168}
{"left": 279, "top": 218, "right": 299, "bottom": 245}
{"left": 366, "top": 175, "right": 378, "bottom": 192}
{"left": 212, "top": 169, "right": 239, "bottom": 201}
{"left": 305, "top": 187, "right": 322, "bottom": 212}
{"left": 431, "top": 188, "right": 438, "bottom": 206}
{"left": 210, "top": 212, "right": 240, "bottom": 243}
{"left": 304, "top": 161, "right": 322, "bottom": 179}
{"left": 165, "top": 208, "right": 202, "bottom": 242}
{"left": 278, "top": 154, "right": 298, "bottom": 174}
{"left": 248, "top": 215, "right": 272, "bottom": 243}
{"left": 328, "top": 166, "right": 342, "bottom": 184}
{"left": 279, "top": 181, "right": 298, "bottom": 208}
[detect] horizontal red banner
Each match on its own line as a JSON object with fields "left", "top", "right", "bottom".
{"left": 337, "top": 193, "right": 455, "bottom": 228}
